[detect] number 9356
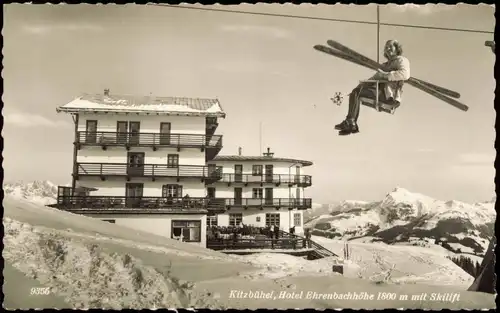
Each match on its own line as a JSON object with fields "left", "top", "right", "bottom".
{"left": 30, "top": 287, "right": 50, "bottom": 295}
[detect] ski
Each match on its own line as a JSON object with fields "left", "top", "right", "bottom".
{"left": 314, "top": 45, "right": 378, "bottom": 71}
{"left": 326, "top": 40, "right": 462, "bottom": 100}
{"left": 319, "top": 40, "right": 468, "bottom": 112}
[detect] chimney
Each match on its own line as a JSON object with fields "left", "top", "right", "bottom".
{"left": 263, "top": 147, "right": 274, "bottom": 158}
{"left": 104, "top": 89, "right": 110, "bottom": 96}
{"left": 238, "top": 147, "right": 242, "bottom": 156}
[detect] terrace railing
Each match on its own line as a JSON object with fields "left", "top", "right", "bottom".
{"left": 75, "top": 163, "right": 223, "bottom": 181}
{"left": 224, "top": 197, "right": 312, "bottom": 209}
{"left": 76, "top": 131, "right": 222, "bottom": 150}
{"left": 218, "top": 173, "right": 312, "bottom": 186}
{"left": 55, "top": 196, "right": 224, "bottom": 212}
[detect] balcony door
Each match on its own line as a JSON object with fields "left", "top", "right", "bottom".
{"left": 159, "top": 122, "right": 171, "bottom": 145}
{"left": 207, "top": 187, "right": 216, "bottom": 199}
{"left": 127, "top": 152, "right": 145, "bottom": 176}
{"left": 265, "top": 188, "right": 273, "bottom": 205}
{"left": 129, "top": 122, "right": 141, "bottom": 145}
{"left": 234, "top": 165, "right": 243, "bottom": 183}
{"left": 234, "top": 187, "right": 242, "bottom": 206}
{"left": 296, "top": 187, "right": 301, "bottom": 207}
{"left": 117, "top": 121, "right": 128, "bottom": 144}
{"left": 86, "top": 120, "right": 97, "bottom": 144}
{"left": 265, "top": 165, "right": 273, "bottom": 183}
{"left": 295, "top": 166, "right": 301, "bottom": 184}
{"left": 125, "top": 183, "right": 143, "bottom": 207}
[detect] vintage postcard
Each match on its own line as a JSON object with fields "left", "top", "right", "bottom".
{"left": 2, "top": 3, "right": 496, "bottom": 310}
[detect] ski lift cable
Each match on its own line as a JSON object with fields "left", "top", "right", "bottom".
{"left": 150, "top": 4, "right": 494, "bottom": 35}
{"left": 376, "top": 5, "right": 380, "bottom": 63}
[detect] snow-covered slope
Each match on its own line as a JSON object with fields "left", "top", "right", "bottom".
{"left": 3, "top": 180, "right": 58, "bottom": 205}
{"left": 307, "top": 188, "right": 495, "bottom": 257}
{"left": 312, "top": 236, "right": 474, "bottom": 287}
{"left": 3, "top": 196, "right": 495, "bottom": 309}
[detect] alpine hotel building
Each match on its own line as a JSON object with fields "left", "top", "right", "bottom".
{"left": 51, "top": 91, "right": 313, "bottom": 247}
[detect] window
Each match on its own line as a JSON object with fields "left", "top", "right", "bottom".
{"left": 207, "top": 215, "right": 218, "bottom": 227}
{"left": 171, "top": 220, "right": 201, "bottom": 242}
{"left": 102, "top": 219, "right": 115, "bottom": 224}
{"left": 293, "top": 213, "right": 302, "bottom": 227}
{"left": 252, "top": 165, "right": 263, "bottom": 176}
{"left": 162, "top": 184, "right": 183, "bottom": 198}
{"left": 265, "top": 213, "right": 280, "bottom": 227}
{"left": 252, "top": 188, "right": 263, "bottom": 199}
{"left": 229, "top": 213, "right": 243, "bottom": 227}
{"left": 167, "top": 154, "right": 179, "bottom": 168}
{"left": 256, "top": 216, "right": 261, "bottom": 222}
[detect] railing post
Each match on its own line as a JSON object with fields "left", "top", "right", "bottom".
{"left": 152, "top": 165, "right": 155, "bottom": 177}
{"left": 177, "top": 166, "right": 180, "bottom": 177}
{"left": 100, "top": 163, "right": 103, "bottom": 176}
{"left": 152, "top": 133, "right": 156, "bottom": 145}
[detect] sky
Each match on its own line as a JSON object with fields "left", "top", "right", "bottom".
{"left": 2, "top": 3, "right": 496, "bottom": 204}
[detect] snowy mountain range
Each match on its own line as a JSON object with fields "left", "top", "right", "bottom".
{"left": 3, "top": 180, "right": 59, "bottom": 205}
{"left": 3, "top": 181, "right": 495, "bottom": 258}
{"left": 305, "top": 187, "right": 496, "bottom": 257}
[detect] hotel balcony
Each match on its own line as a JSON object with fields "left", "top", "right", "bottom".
{"left": 51, "top": 196, "right": 225, "bottom": 214}
{"left": 223, "top": 198, "right": 312, "bottom": 210}
{"left": 217, "top": 174, "right": 312, "bottom": 187}
{"left": 75, "top": 131, "right": 222, "bottom": 160}
{"left": 74, "top": 162, "right": 223, "bottom": 182}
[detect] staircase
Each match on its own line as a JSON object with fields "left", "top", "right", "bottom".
{"left": 279, "top": 230, "right": 338, "bottom": 260}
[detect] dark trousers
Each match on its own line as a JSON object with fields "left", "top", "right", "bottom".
{"left": 347, "top": 83, "right": 386, "bottom": 122}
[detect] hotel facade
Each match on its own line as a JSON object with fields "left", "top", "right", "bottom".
{"left": 51, "top": 90, "right": 313, "bottom": 246}
{"left": 52, "top": 91, "right": 225, "bottom": 247}
{"left": 206, "top": 148, "right": 312, "bottom": 235}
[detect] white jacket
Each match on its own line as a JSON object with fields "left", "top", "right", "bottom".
{"left": 370, "top": 55, "right": 411, "bottom": 103}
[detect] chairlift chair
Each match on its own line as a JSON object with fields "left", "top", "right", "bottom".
{"left": 331, "top": 80, "right": 402, "bottom": 115}
{"left": 357, "top": 80, "right": 401, "bottom": 115}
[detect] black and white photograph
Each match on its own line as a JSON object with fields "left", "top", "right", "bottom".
{"left": 2, "top": 3, "right": 496, "bottom": 310}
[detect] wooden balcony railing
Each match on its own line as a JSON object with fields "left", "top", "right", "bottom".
{"left": 224, "top": 198, "right": 312, "bottom": 209}
{"left": 207, "top": 237, "right": 307, "bottom": 251}
{"left": 55, "top": 196, "right": 224, "bottom": 212}
{"left": 218, "top": 174, "right": 312, "bottom": 186}
{"left": 76, "top": 131, "right": 222, "bottom": 151}
{"left": 54, "top": 195, "right": 311, "bottom": 211}
{"left": 75, "top": 162, "right": 223, "bottom": 181}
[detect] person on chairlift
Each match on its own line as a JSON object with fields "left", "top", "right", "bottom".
{"left": 335, "top": 39, "right": 411, "bottom": 135}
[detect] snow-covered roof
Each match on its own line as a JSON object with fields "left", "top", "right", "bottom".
{"left": 56, "top": 93, "right": 226, "bottom": 118}
{"left": 211, "top": 155, "right": 313, "bottom": 167}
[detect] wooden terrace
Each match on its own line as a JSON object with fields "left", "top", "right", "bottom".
{"left": 207, "top": 237, "right": 311, "bottom": 252}
{"left": 206, "top": 229, "right": 338, "bottom": 260}
{"left": 74, "top": 163, "right": 223, "bottom": 182}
